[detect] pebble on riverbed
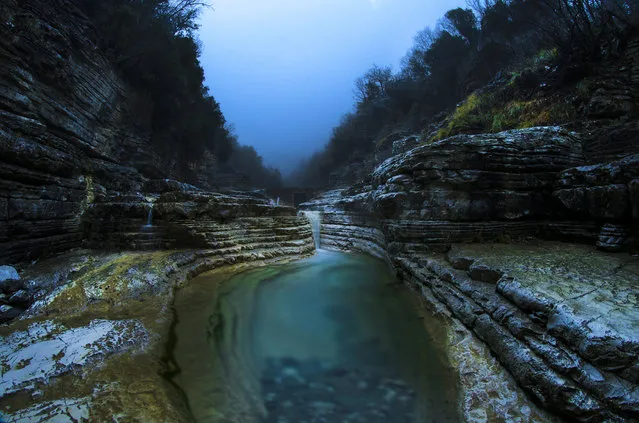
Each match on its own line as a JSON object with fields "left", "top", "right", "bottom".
{"left": 260, "top": 357, "right": 417, "bottom": 423}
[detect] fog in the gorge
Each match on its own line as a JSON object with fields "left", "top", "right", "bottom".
{"left": 198, "top": 0, "right": 466, "bottom": 176}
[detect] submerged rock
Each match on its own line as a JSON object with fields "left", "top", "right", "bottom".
{"left": 260, "top": 358, "right": 419, "bottom": 423}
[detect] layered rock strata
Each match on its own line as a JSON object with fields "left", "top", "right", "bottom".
{"left": 304, "top": 127, "right": 638, "bottom": 255}
{"left": 582, "top": 34, "right": 639, "bottom": 163}
{"left": 0, "top": 230, "right": 314, "bottom": 421}
{"left": 0, "top": 0, "right": 222, "bottom": 264}
{"left": 554, "top": 154, "right": 639, "bottom": 251}
{"left": 397, "top": 243, "right": 638, "bottom": 422}
{"left": 0, "top": 181, "right": 315, "bottom": 323}
{"left": 300, "top": 190, "right": 389, "bottom": 261}
{"left": 303, "top": 127, "right": 604, "bottom": 255}
{"left": 83, "top": 184, "right": 312, "bottom": 252}
{"left": 301, "top": 126, "right": 639, "bottom": 421}
{"left": 0, "top": 192, "right": 315, "bottom": 419}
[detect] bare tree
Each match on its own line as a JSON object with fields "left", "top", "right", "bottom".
{"left": 466, "top": 0, "right": 497, "bottom": 17}
{"left": 534, "top": 0, "right": 636, "bottom": 60}
{"left": 413, "top": 27, "right": 438, "bottom": 51}
{"left": 353, "top": 65, "right": 393, "bottom": 103}
{"left": 400, "top": 27, "right": 439, "bottom": 79}
{"left": 158, "top": 0, "right": 211, "bottom": 36}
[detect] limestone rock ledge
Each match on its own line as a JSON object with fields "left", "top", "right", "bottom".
{"left": 0, "top": 241, "right": 314, "bottom": 421}
{"left": 301, "top": 127, "right": 639, "bottom": 422}
{"left": 397, "top": 243, "right": 639, "bottom": 422}
{"left": 554, "top": 155, "right": 639, "bottom": 251}
{"left": 301, "top": 189, "right": 389, "bottom": 262}
{"left": 82, "top": 185, "right": 313, "bottom": 252}
{"left": 0, "top": 181, "right": 315, "bottom": 420}
{"left": 0, "top": 180, "right": 314, "bottom": 321}
{"left": 411, "top": 270, "right": 562, "bottom": 423}
{"left": 302, "top": 127, "right": 614, "bottom": 257}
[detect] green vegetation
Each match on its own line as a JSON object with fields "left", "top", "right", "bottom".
{"left": 430, "top": 90, "right": 578, "bottom": 142}
{"left": 291, "top": 0, "right": 638, "bottom": 187}
{"left": 431, "top": 92, "right": 491, "bottom": 141}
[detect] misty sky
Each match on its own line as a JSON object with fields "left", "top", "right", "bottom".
{"left": 198, "top": 0, "right": 465, "bottom": 175}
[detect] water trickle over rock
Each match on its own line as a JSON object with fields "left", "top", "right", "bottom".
{"left": 302, "top": 211, "right": 322, "bottom": 249}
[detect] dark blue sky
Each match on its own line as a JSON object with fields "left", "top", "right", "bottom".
{"left": 198, "top": 0, "right": 465, "bottom": 174}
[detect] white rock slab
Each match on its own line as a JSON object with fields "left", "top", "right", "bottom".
{"left": 0, "top": 319, "right": 148, "bottom": 397}
{"left": 0, "top": 397, "right": 90, "bottom": 423}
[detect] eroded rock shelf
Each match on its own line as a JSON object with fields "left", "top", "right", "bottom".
{"left": 2, "top": 126, "right": 638, "bottom": 421}
{"left": 300, "top": 128, "right": 639, "bottom": 422}
{"left": 1, "top": 0, "right": 638, "bottom": 421}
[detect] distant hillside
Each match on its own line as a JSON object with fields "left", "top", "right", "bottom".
{"left": 290, "top": 0, "right": 639, "bottom": 188}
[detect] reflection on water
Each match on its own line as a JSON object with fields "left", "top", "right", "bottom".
{"left": 166, "top": 251, "right": 459, "bottom": 423}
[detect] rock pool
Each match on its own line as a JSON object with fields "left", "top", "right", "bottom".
{"left": 166, "top": 251, "right": 459, "bottom": 423}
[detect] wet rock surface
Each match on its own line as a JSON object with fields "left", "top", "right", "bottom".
{"left": 0, "top": 319, "right": 148, "bottom": 397}
{"left": 0, "top": 266, "right": 20, "bottom": 284}
{"left": 301, "top": 189, "right": 390, "bottom": 262}
{"left": 0, "top": 0, "right": 225, "bottom": 265}
{"left": 449, "top": 243, "right": 639, "bottom": 381}
{"left": 83, "top": 186, "right": 313, "bottom": 253}
{"left": 304, "top": 129, "right": 639, "bottom": 256}
{"left": 554, "top": 154, "right": 639, "bottom": 252}
{"left": 260, "top": 358, "right": 419, "bottom": 423}
{"left": 395, "top": 242, "right": 639, "bottom": 422}
{"left": 302, "top": 127, "right": 607, "bottom": 257}
{"left": 0, "top": 266, "right": 29, "bottom": 324}
{"left": 596, "top": 223, "right": 628, "bottom": 251}
{"left": 301, "top": 127, "right": 639, "bottom": 421}
{"left": 0, "top": 244, "right": 313, "bottom": 421}
{"left": 2, "top": 397, "right": 91, "bottom": 423}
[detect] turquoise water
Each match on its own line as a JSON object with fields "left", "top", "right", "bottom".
{"left": 166, "top": 251, "right": 459, "bottom": 423}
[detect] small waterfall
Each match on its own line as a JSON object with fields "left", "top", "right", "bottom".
{"left": 143, "top": 203, "right": 154, "bottom": 229}
{"left": 302, "top": 211, "right": 321, "bottom": 250}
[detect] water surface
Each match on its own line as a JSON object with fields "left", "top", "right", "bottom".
{"left": 166, "top": 251, "right": 458, "bottom": 423}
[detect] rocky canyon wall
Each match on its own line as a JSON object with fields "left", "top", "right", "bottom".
{"left": 83, "top": 185, "right": 314, "bottom": 260}
{"left": 301, "top": 126, "right": 639, "bottom": 422}
{"left": 0, "top": 0, "right": 317, "bottom": 332}
{"left": 304, "top": 127, "right": 638, "bottom": 255}
{"left": 0, "top": 0, "right": 220, "bottom": 264}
